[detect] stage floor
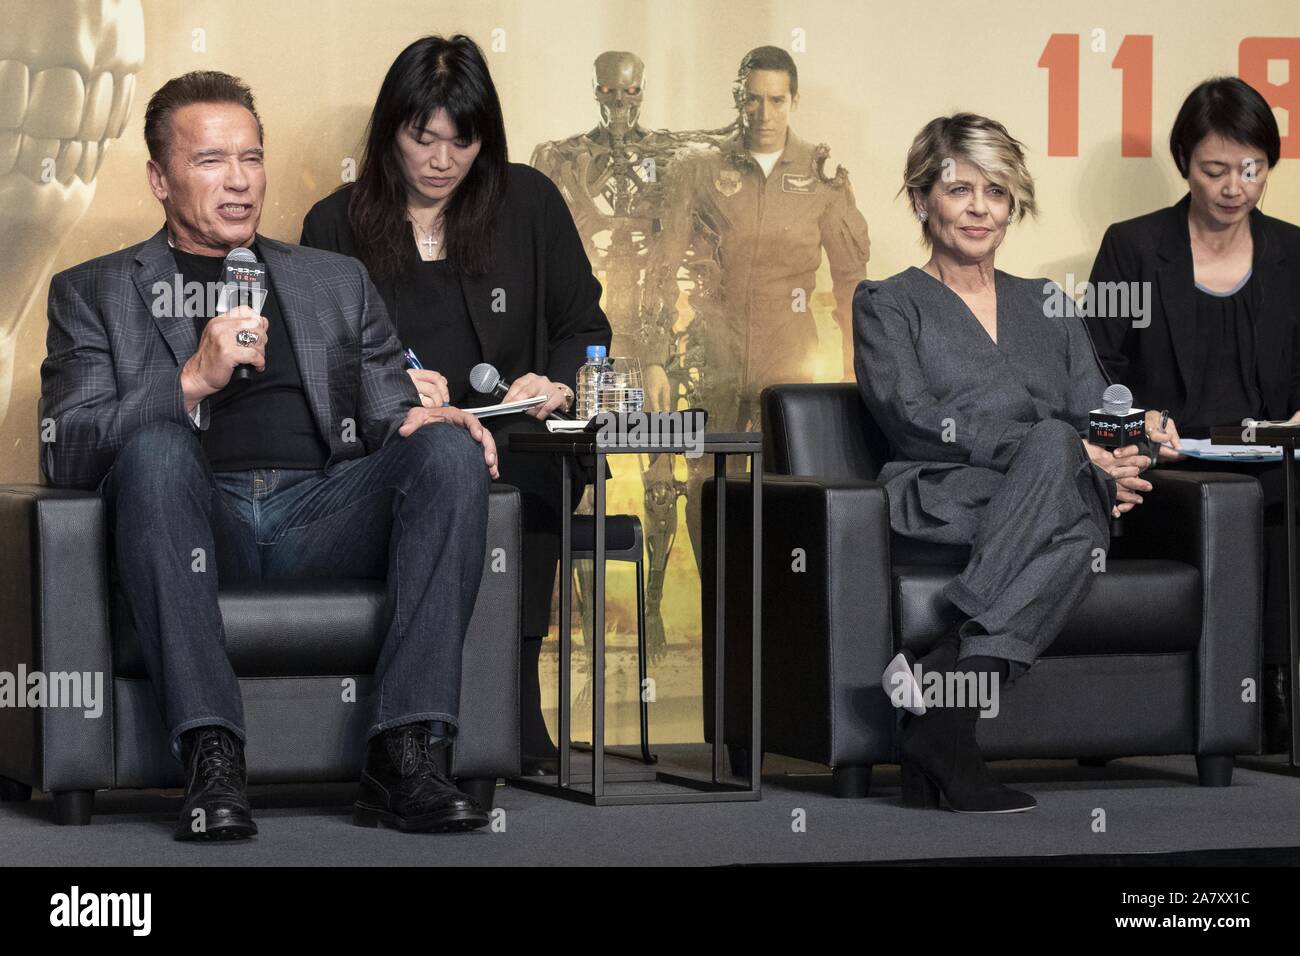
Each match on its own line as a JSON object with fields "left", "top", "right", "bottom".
{"left": 3, "top": 753, "right": 1299, "bottom": 866}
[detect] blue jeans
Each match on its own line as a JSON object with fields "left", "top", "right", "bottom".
{"left": 100, "top": 420, "right": 490, "bottom": 759}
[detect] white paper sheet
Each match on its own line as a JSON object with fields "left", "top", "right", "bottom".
{"left": 1173, "top": 437, "right": 1300, "bottom": 461}
{"left": 467, "top": 395, "right": 547, "bottom": 418}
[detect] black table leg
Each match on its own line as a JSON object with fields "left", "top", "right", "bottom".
{"left": 634, "top": 556, "right": 655, "bottom": 764}
{"left": 713, "top": 452, "right": 727, "bottom": 784}
{"left": 593, "top": 450, "right": 607, "bottom": 798}
{"left": 1287, "top": 449, "right": 1299, "bottom": 768}
{"left": 559, "top": 461, "right": 572, "bottom": 788}
{"left": 750, "top": 450, "right": 762, "bottom": 794}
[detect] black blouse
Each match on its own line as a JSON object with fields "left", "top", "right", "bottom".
{"left": 403, "top": 258, "right": 483, "bottom": 407}
{"left": 1179, "top": 272, "right": 1263, "bottom": 437}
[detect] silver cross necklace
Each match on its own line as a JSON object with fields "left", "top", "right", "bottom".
{"left": 410, "top": 214, "right": 444, "bottom": 259}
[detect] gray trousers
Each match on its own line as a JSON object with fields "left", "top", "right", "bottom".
{"left": 934, "top": 420, "right": 1115, "bottom": 680}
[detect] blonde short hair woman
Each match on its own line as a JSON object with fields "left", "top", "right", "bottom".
{"left": 854, "top": 114, "right": 1154, "bottom": 813}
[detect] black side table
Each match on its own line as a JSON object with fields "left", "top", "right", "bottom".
{"left": 509, "top": 428, "right": 763, "bottom": 804}
{"left": 1212, "top": 423, "right": 1300, "bottom": 768}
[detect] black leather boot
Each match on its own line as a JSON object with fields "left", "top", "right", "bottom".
{"left": 1263, "top": 664, "right": 1293, "bottom": 755}
{"left": 353, "top": 723, "right": 489, "bottom": 833}
{"left": 896, "top": 657, "right": 1036, "bottom": 814}
{"left": 174, "top": 726, "right": 257, "bottom": 841}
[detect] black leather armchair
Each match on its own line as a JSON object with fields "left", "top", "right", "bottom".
{"left": 703, "top": 384, "right": 1262, "bottom": 797}
{"left": 0, "top": 482, "right": 521, "bottom": 824}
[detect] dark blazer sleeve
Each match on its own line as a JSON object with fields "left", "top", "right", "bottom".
{"left": 853, "top": 279, "right": 1032, "bottom": 471}
{"left": 300, "top": 192, "right": 352, "bottom": 257}
{"left": 1284, "top": 228, "right": 1300, "bottom": 415}
{"left": 299, "top": 204, "right": 326, "bottom": 250}
{"left": 537, "top": 174, "right": 610, "bottom": 391}
{"left": 39, "top": 269, "right": 193, "bottom": 489}
{"left": 1289, "top": 326, "right": 1300, "bottom": 417}
{"left": 351, "top": 258, "right": 419, "bottom": 451}
{"left": 1085, "top": 223, "right": 1136, "bottom": 388}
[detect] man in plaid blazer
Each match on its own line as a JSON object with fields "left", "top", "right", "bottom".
{"left": 39, "top": 71, "right": 500, "bottom": 840}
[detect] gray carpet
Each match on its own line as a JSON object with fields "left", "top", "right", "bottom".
{"left": 4, "top": 754, "right": 1300, "bottom": 866}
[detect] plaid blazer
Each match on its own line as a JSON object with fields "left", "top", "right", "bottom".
{"left": 39, "top": 227, "right": 420, "bottom": 489}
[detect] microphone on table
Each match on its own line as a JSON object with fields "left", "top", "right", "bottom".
{"left": 217, "top": 247, "right": 268, "bottom": 384}
{"left": 470, "top": 362, "right": 574, "bottom": 420}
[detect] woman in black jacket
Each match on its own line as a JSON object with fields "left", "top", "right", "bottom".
{"left": 301, "top": 34, "right": 612, "bottom": 774}
{"left": 1086, "top": 76, "right": 1300, "bottom": 751}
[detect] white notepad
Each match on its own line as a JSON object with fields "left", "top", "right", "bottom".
{"left": 467, "top": 395, "right": 547, "bottom": 418}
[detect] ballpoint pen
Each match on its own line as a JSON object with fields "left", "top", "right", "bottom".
{"left": 403, "top": 348, "right": 449, "bottom": 406}
{"left": 1152, "top": 409, "right": 1173, "bottom": 450}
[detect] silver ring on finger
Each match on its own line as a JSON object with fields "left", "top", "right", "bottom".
{"left": 235, "top": 330, "right": 260, "bottom": 347}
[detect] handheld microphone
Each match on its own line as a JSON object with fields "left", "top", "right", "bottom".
{"left": 470, "top": 362, "right": 573, "bottom": 420}
{"left": 1088, "top": 384, "right": 1146, "bottom": 449}
{"left": 217, "top": 247, "right": 267, "bottom": 384}
{"left": 469, "top": 362, "right": 509, "bottom": 400}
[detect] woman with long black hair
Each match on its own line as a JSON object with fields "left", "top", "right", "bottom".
{"left": 301, "top": 34, "right": 611, "bottom": 774}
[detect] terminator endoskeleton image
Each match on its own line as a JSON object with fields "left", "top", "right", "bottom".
{"left": 532, "top": 51, "right": 721, "bottom": 665}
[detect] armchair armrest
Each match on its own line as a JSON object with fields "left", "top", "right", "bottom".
{"left": 702, "top": 473, "right": 896, "bottom": 767}
{"left": 450, "top": 483, "right": 522, "bottom": 779}
{"left": 0, "top": 484, "right": 115, "bottom": 792}
{"left": 1115, "top": 469, "right": 1261, "bottom": 755}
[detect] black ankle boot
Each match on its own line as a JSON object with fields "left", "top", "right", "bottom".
{"left": 520, "top": 636, "right": 559, "bottom": 775}
{"left": 354, "top": 723, "right": 489, "bottom": 833}
{"left": 896, "top": 659, "right": 1036, "bottom": 814}
{"left": 1263, "top": 665, "right": 1292, "bottom": 755}
{"left": 175, "top": 726, "right": 257, "bottom": 841}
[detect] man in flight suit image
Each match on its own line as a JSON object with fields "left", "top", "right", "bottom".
{"left": 695, "top": 44, "right": 870, "bottom": 429}
{"left": 678, "top": 44, "right": 870, "bottom": 560}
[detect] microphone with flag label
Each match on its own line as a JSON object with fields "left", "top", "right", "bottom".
{"left": 1088, "top": 384, "right": 1146, "bottom": 449}
{"left": 470, "top": 362, "right": 573, "bottom": 420}
{"left": 217, "top": 247, "right": 268, "bottom": 384}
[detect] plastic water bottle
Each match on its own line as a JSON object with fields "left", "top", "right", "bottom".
{"left": 576, "top": 345, "right": 608, "bottom": 420}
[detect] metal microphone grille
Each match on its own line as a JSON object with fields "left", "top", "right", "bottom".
{"left": 227, "top": 246, "right": 256, "bottom": 262}
{"left": 469, "top": 362, "right": 500, "bottom": 394}
{"left": 1102, "top": 384, "right": 1132, "bottom": 415}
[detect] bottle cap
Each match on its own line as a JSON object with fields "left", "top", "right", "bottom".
{"left": 586, "top": 345, "right": 608, "bottom": 361}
